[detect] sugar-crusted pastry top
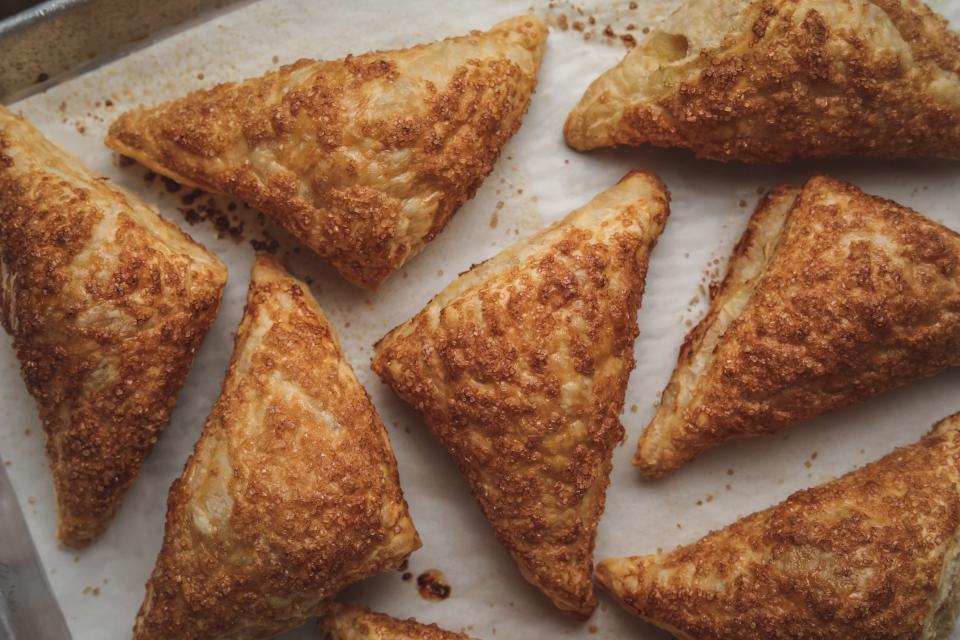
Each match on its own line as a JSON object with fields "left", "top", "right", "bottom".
{"left": 0, "top": 105, "right": 226, "bottom": 548}
{"left": 565, "top": 0, "right": 960, "bottom": 162}
{"left": 319, "top": 603, "right": 475, "bottom": 640}
{"left": 373, "top": 172, "right": 670, "bottom": 616}
{"left": 133, "top": 255, "right": 419, "bottom": 640}
{"left": 602, "top": 412, "right": 960, "bottom": 640}
{"left": 107, "top": 16, "right": 547, "bottom": 288}
{"left": 637, "top": 175, "right": 960, "bottom": 477}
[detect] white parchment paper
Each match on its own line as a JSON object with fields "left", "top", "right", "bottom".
{"left": 3, "top": 1, "right": 960, "bottom": 638}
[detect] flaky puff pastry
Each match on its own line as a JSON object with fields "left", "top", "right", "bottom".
{"left": 602, "top": 412, "right": 960, "bottom": 640}
{"left": 0, "top": 106, "right": 226, "bottom": 548}
{"left": 319, "top": 603, "right": 475, "bottom": 640}
{"left": 373, "top": 172, "right": 670, "bottom": 616}
{"left": 106, "top": 17, "right": 546, "bottom": 289}
{"left": 133, "top": 255, "right": 420, "bottom": 640}
{"left": 636, "top": 176, "right": 960, "bottom": 478}
{"left": 564, "top": 0, "right": 960, "bottom": 163}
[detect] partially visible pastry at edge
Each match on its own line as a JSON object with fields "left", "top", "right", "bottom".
{"left": 636, "top": 176, "right": 960, "bottom": 478}
{"left": 133, "top": 256, "right": 420, "bottom": 640}
{"left": 106, "top": 16, "right": 547, "bottom": 289}
{"left": 602, "top": 412, "right": 960, "bottom": 640}
{"left": 0, "top": 106, "right": 227, "bottom": 548}
{"left": 319, "top": 603, "right": 476, "bottom": 640}
{"left": 564, "top": 0, "right": 960, "bottom": 163}
{"left": 373, "top": 172, "right": 670, "bottom": 616}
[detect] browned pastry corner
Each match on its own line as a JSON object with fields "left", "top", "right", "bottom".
{"left": 372, "top": 171, "right": 670, "bottom": 617}
{"left": 318, "top": 602, "right": 476, "bottom": 640}
{"left": 132, "top": 255, "right": 420, "bottom": 640}
{"left": 105, "top": 16, "right": 547, "bottom": 289}
{"left": 564, "top": 0, "right": 960, "bottom": 163}
{"left": 603, "top": 411, "right": 960, "bottom": 640}
{"left": 636, "top": 175, "right": 960, "bottom": 478}
{"left": 0, "top": 105, "right": 227, "bottom": 548}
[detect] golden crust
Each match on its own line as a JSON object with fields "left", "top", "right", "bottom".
{"left": 636, "top": 175, "right": 960, "bottom": 477}
{"left": 0, "top": 106, "right": 227, "bottom": 548}
{"left": 372, "top": 172, "right": 670, "bottom": 616}
{"left": 105, "top": 16, "right": 547, "bottom": 288}
{"left": 318, "top": 602, "right": 475, "bottom": 640}
{"left": 133, "top": 255, "right": 420, "bottom": 640}
{"left": 602, "top": 412, "right": 960, "bottom": 640}
{"left": 564, "top": 0, "right": 960, "bottom": 163}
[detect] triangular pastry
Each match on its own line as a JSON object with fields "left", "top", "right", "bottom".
{"left": 636, "top": 175, "right": 960, "bottom": 478}
{"left": 564, "top": 0, "right": 960, "bottom": 163}
{"left": 106, "top": 16, "right": 547, "bottom": 289}
{"left": 133, "top": 255, "right": 420, "bottom": 640}
{"left": 373, "top": 172, "right": 670, "bottom": 616}
{"left": 319, "top": 603, "right": 476, "bottom": 639}
{"left": 602, "top": 412, "right": 960, "bottom": 640}
{"left": 0, "top": 106, "right": 227, "bottom": 548}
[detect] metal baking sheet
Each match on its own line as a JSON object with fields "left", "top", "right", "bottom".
{"left": 2, "top": 1, "right": 960, "bottom": 639}
{"left": 0, "top": 0, "right": 243, "bottom": 102}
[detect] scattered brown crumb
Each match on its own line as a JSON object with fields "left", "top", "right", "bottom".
{"left": 401, "top": 572, "right": 413, "bottom": 582}
{"left": 490, "top": 212, "right": 499, "bottom": 229}
{"left": 588, "top": 16, "right": 596, "bottom": 25}
{"left": 811, "top": 451, "right": 818, "bottom": 460}
{"left": 27, "top": 496, "right": 36, "bottom": 504}
{"left": 556, "top": 14, "right": 569, "bottom": 30}
{"left": 621, "top": 34, "right": 637, "bottom": 47}
{"left": 250, "top": 236, "right": 280, "bottom": 254}
{"left": 572, "top": 20, "right": 585, "bottom": 31}
{"left": 82, "top": 586, "right": 100, "bottom": 596}
{"left": 642, "top": 26, "right": 650, "bottom": 34}
{"left": 629, "top": 0, "right": 638, "bottom": 8}
{"left": 630, "top": 404, "right": 638, "bottom": 413}
{"left": 196, "top": 72, "right": 205, "bottom": 80}
{"left": 75, "top": 123, "right": 86, "bottom": 135}
{"left": 180, "top": 188, "right": 204, "bottom": 206}
{"left": 603, "top": 25, "right": 615, "bottom": 38}
{"left": 416, "top": 569, "right": 451, "bottom": 601}
{"left": 739, "top": 199, "right": 747, "bottom": 208}
{"left": 726, "top": 468, "right": 735, "bottom": 476}
{"left": 36, "top": 72, "right": 49, "bottom": 83}
{"left": 105, "top": 99, "right": 114, "bottom": 107}
{"left": 708, "top": 279, "right": 721, "bottom": 299}
{"left": 804, "top": 460, "right": 812, "bottom": 469}
{"left": 589, "top": 625, "right": 599, "bottom": 634}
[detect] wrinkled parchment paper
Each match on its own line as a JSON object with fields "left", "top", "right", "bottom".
{"left": 3, "top": 1, "right": 960, "bottom": 638}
